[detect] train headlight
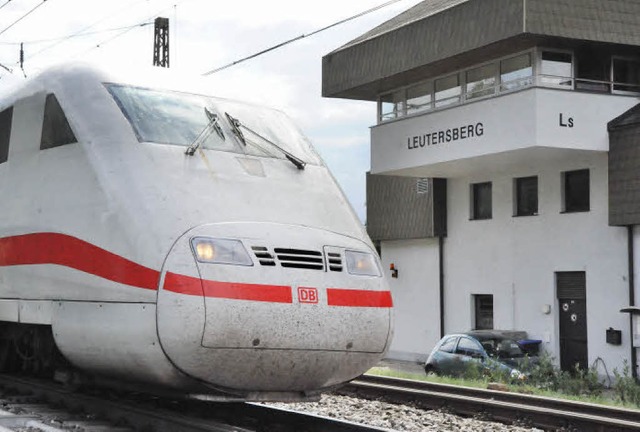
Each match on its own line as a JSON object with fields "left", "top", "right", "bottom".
{"left": 190, "top": 237, "right": 253, "bottom": 266}
{"left": 345, "top": 251, "right": 381, "bottom": 277}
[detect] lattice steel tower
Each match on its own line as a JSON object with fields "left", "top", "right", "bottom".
{"left": 153, "top": 17, "right": 169, "bottom": 67}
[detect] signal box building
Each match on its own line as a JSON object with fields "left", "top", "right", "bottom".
{"left": 322, "top": 0, "right": 640, "bottom": 375}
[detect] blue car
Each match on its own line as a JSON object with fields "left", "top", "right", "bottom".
{"left": 424, "top": 330, "right": 540, "bottom": 378}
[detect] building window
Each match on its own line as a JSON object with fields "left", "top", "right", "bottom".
{"left": 466, "top": 63, "right": 497, "bottom": 99}
{"left": 563, "top": 169, "right": 590, "bottom": 213}
{"left": 407, "top": 82, "right": 432, "bottom": 114}
{"left": 515, "top": 176, "right": 538, "bottom": 216}
{"left": 380, "top": 91, "right": 405, "bottom": 121}
{"left": 613, "top": 58, "right": 640, "bottom": 93}
{"left": 435, "top": 74, "right": 461, "bottom": 108}
{"left": 474, "top": 295, "right": 494, "bottom": 330}
{"left": 501, "top": 53, "right": 533, "bottom": 91}
{"left": 471, "top": 182, "right": 492, "bottom": 220}
{"left": 575, "top": 48, "right": 610, "bottom": 92}
{"left": 541, "top": 51, "right": 573, "bottom": 87}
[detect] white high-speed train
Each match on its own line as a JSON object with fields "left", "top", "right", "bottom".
{"left": 0, "top": 64, "right": 393, "bottom": 401}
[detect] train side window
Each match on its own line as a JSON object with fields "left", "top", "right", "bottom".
{"left": 40, "top": 94, "right": 77, "bottom": 150}
{"left": 0, "top": 106, "right": 12, "bottom": 163}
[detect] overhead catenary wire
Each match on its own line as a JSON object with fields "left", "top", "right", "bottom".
{"left": 22, "top": 0, "right": 154, "bottom": 62}
{"left": 71, "top": 22, "right": 149, "bottom": 59}
{"left": 0, "top": 0, "right": 49, "bottom": 38}
{"left": 71, "top": 2, "right": 184, "bottom": 61}
{"left": 0, "top": 22, "right": 154, "bottom": 46}
{"left": 201, "top": 0, "right": 405, "bottom": 76}
{"left": 0, "top": 0, "right": 12, "bottom": 11}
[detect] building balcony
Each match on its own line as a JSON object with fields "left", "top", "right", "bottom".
{"left": 371, "top": 85, "right": 640, "bottom": 178}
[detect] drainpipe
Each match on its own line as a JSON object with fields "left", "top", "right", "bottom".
{"left": 439, "top": 235, "right": 445, "bottom": 338}
{"left": 629, "top": 226, "right": 637, "bottom": 379}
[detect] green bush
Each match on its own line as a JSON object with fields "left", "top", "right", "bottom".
{"left": 527, "top": 353, "right": 559, "bottom": 390}
{"left": 555, "top": 365, "right": 603, "bottom": 397}
{"left": 478, "top": 353, "right": 605, "bottom": 397}
{"left": 613, "top": 361, "right": 640, "bottom": 407}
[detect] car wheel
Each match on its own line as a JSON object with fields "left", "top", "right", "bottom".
{"left": 424, "top": 364, "right": 437, "bottom": 376}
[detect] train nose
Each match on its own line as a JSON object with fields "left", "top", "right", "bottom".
{"left": 156, "top": 222, "right": 393, "bottom": 398}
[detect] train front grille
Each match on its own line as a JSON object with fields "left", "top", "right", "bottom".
{"left": 251, "top": 246, "right": 343, "bottom": 272}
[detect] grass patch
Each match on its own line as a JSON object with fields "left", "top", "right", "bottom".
{"left": 367, "top": 366, "right": 489, "bottom": 389}
{"left": 365, "top": 365, "right": 640, "bottom": 410}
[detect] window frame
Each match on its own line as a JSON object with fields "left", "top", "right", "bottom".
{"left": 500, "top": 52, "right": 534, "bottom": 91}
{"left": 465, "top": 63, "right": 498, "bottom": 100}
{"left": 611, "top": 56, "right": 640, "bottom": 95}
{"left": 376, "top": 48, "right": 536, "bottom": 123}
{"left": 470, "top": 181, "right": 492, "bottom": 220}
{"left": 562, "top": 169, "right": 590, "bottom": 213}
{"left": 379, "top": 90, "right": 406, "bottom": 121}
{"left": 537, "top": 48, "right": 575, "bottom": 89}
{"left": 474, "top": 294, "right": 494, "bottom": 330}
{"left": 514, "top": 175, "right": 539, "bottom": 217}
{"left": 434, "top": 73, "right": 462, "bottom": 108}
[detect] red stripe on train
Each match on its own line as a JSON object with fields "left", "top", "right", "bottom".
{"left": 0, "top": 233, "right": 391, "bottom": 308}
{"left": 326, "top": 288, "right": 393, "bottom": 308}
{"left": 0, "top": 232, "right": 160, "bottom": 290}
{"left": 163, "top": 272, "right": 293, "bottom": 303}
{"left": 164, "top": 273, "right": 391, "bottom": 307}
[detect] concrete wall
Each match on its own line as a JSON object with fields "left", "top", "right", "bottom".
{"left": 380, "top": 238, "right": 440, "bottom": 362}
{"left": 444, "top": 152, "right": 630, "bottom": 375}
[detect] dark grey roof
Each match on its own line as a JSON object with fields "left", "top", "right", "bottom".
{"left": 338, "top": 0, "right": 469, "bottom": 51}
{"left": 608, "top": 103, "right": 640, "bottom": 131}
{"left": 323, "top": 0, "right": 640, "bottom": 100}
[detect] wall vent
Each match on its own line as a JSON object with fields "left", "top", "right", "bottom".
{"left": 417, "top": 178, "right": 430, "bottom": 194}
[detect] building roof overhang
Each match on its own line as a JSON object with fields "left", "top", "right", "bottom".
{"left": 322, "top": 0, "right": 640, "bottom": 101}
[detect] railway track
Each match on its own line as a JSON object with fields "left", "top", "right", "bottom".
{"left": 343, "top": 374, "right": 640, "bottom": 431}
{"left": 0, "top": 374, "right": 393, "bottom": 432}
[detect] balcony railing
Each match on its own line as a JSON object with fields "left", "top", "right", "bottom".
{"left": 379, "top": 74, "right": 640, "bottom": 123}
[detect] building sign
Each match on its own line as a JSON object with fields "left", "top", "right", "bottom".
{"left": 407, "top": 122, "right": 484, "bottom": 150}
{"left": 559, "top": 113, "right": 574, "bottom": 128}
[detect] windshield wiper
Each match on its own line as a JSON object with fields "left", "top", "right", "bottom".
{"left": 185, "top": 107, "right": 225, "bottom": 156}
{"left": 225, "top": 112, "right": 306, "bottom": 170}
{"left": 225, "top": 112, "right": 246, "bottom": 146}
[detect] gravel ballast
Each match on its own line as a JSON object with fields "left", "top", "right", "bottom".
{"left": 267, "top": 394, "right": 543, "bottom": 432}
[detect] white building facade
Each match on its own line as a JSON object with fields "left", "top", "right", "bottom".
{"left": 322, "top": 0, "right": 640, "bottom": 376}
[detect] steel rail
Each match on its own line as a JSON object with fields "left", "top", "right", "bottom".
{"left": 344, "top": 374, "right": 640, "bottom": 431}
{"left": 0, "top": 374, "right": 244, "bottom": 432}
{"left": 0, "top": 374, "right": 391, "bottom": 432}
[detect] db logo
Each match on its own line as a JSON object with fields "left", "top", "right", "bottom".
{"left": 298, "top": 287, "right": 319, "bottom": 304}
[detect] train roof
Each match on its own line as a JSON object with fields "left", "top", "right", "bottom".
{"left": 0, "top": 63, "right": 264, "bottom": 113}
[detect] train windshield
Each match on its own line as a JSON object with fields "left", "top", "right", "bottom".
{"left": 106, "top": 84, "right": 321, "bottom": 165}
